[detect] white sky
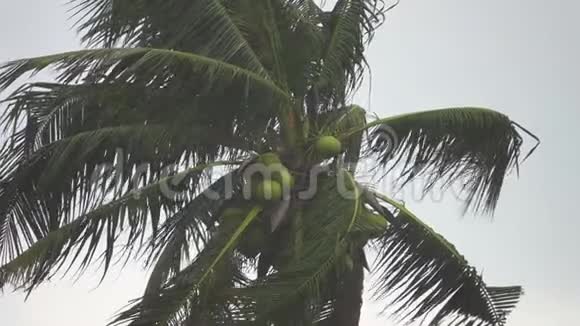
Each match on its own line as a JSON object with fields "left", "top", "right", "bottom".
{"left": 1, "top": 0, "right": 579, "bottom": 325}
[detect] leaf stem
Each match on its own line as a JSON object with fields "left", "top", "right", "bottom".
{"left": 373, "top": 192, "right": 466, "bottom": 263}
{"left": 339, "top": 107, "right": 502, "bottom": 139}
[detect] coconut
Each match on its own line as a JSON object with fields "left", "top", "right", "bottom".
{"left": 253, "top": 179, "right": 283, "bottom": 201}
{"left": 315, "top": 136, "right": 342, "bottom": 158}
{"left": 269, "top": 164, "right": 295, "bottom": 190}
{"left": 258, "top": 152, "right": 281, "bottom": 166}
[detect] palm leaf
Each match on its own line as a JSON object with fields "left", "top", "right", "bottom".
{"left": 70, "top": 0, "right": 269, "bottom": 77}
{"left": 1, "top": 82, "right": 268, "bottom": 151}
{"left": 259, "top": 0, "right": 288, "bottom": 84}
{"left": 113, "top": 205, "right": 263, "bottom": 325}
{"left": 277, "top": 0, "right": 326, "bottom": 97}
{"left": 0, "top": 48, "right": 289, "bottom": 100}
{"left": 0, "top": 46, "right": 289, "bottom": 261}
{"left": 225, "top": 171, "right": 361, "bottom": 324}
{"left": 365, "top": 107, "right": 539, "bottom": 214}
{"left": 311, "top": 0, "right": 386, "bottom": 109}
{"left": 368, "top": 192, "right": 523, "bottom": 326}
{"left": 0, "top": 118, "right": 246, "bottom": 260}
{"left": 0, "top": 161, "right": 239, "bottom": 292}
{"left": 141, "top": 170, "right": 245, "bottom": 300}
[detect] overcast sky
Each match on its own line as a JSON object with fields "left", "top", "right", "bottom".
{"left": 0, "top": 1, "right": 578, "bottom": 325}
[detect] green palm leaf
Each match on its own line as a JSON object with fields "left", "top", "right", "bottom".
{"left": 225, "top": 171, "right": 361, "bottom": 324}
{"left": 113, "top": 205, "right": 262, "bottom": 325}
{"left": 0, "top": 2, "right": 537, "bottom": 326}
{"left": 364, "top": 107, "right": 539, "bottom": 214}
{"left": 0, "top": 161, "right": 239, "bottom": 292}
{"left": 0, "top": 48, "right": 289, "bottom": 100}
{"left": 368, "top": 192, "right": 523, "bottom": 326}
{"left": 311, "top": 0, "right": 385, "bottom": 109}
{"left": 0, "top": 120, "right": 246, "bottom": 261}
{"left": 142, "top": 170, "right": 245, "bottom": 298}
{"left": 71, "top": 0, "right": 269, "bottom": 76}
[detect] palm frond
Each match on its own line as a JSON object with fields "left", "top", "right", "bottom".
{"left": 275, "top": 0, "right": 326, "bottom": 97}
{"left": 311, "top": 0, "right": 386, "bottom": 109}
{"left": 0, "top": 47, "right": 289, "bottom": 260}
{"left": 141, "top": 170, "right": 245, "bottom": 300}
{"left": 0, "top": 48, "right": 289, "bottom": 101}
{"left": 70, "top": 0, "right": 270, "bottom": 77}
{"left": 0, "top": 3, "right": 536, "bottom": 325}
{"left": 0, "top": 161, "right": 239, "bottom": 292}
{"left": 260, "top": 0, "right": 288, "bottom": 84}
{"left": 1, "top": 81, "right": 268, "bottom": 151}
{"left": 365, "top": 107, "right": 539, "bottom": 214}
{"left": 113, "top": 206, "right": 263, "bottom": 325}
{"left": 0, "top": 117, "right": 246, "bottom": 260}
{"left": 368, "top": 192, "right": 523, "bottom": 326}
{"left": 224, "top": 171, "right": 362, "bottom": 324}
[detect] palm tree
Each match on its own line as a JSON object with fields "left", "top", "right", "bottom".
{"left": 0, "top": 1, "right": 538, "bottom": 325}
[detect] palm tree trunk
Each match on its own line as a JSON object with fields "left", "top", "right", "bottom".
{"left": 335, "top": 262, "right": 364, "bottom": 326}
{"left": 324, "top": 249, "right": 365, "bottom": 326}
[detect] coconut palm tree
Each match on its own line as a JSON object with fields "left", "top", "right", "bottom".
{"left": 0, "top": 1, "right": 538, "bottom": 325}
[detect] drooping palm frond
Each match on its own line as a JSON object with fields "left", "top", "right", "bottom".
{"left": 367, "top": 192, "right": 523, "bottom": 326}
{"left": 365, "top": 107, "right": 539, "bottom": 214}
{"left": 0, "top": 161, "right": 239, "bottom": 292}
{"left": 0, "top": 117, "right": 246, "bottom": 261}
{"left": 141, "top": 170, "right": 244, "bottom": 300}
{"left": 0, "top": 46, "right": 289, "bottom": 263}
{"left": 113, "top": 206, "right": 262, "bottom": 326}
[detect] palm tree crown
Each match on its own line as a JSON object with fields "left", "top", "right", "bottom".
{"left": 0, "top": 1, "right": 538, "bottom": 325}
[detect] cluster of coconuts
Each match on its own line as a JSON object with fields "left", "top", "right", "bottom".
{"left": 249, "top": 135, "right": 342, "bottom": 201}
{"left": 249, "top": 152, "right": 295, "bottom": 201}
{"left": 218, "top": 135, "right": 344, "bottom": 259}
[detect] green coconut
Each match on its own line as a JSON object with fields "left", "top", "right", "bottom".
{"left": 315, "top": 136, "right": 342, "bottom": 158}
{"left": 270, "top": 164, "right": 295, "bottom": 190}
{"left": 253, "top": 179, "right": 283, "bottom": 201}
{"left": 258, "top": 152, "right": 281, "bottom": 166}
